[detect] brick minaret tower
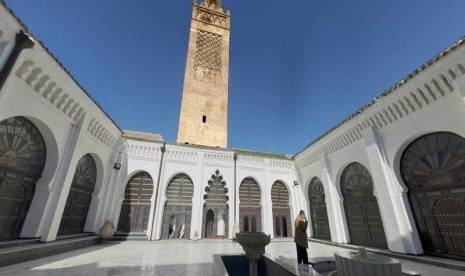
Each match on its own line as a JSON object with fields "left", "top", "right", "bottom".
{"left": 177, "top": 0, "right": 230, "bottom": 148}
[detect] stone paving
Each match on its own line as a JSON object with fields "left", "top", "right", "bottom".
{"left": 0, "top": 240, "right": 464, "bottom": 275}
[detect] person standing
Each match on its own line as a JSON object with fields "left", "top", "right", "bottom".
{"left": 294, "top": 210, "right": 309, "bottom": 270}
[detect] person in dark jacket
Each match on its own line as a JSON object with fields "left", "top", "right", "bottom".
{"left": 294, "top": 210, "right": 309, "bottom": 269}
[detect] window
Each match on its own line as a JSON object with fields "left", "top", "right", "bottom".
{"left": 202, "top": 115, "right": 207, "bottom": 123}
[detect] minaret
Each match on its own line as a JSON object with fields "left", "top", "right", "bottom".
{"left": 176, "top": 0, "right": 230, "bottom": 148}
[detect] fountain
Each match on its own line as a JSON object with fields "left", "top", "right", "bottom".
{"left": 334, "top": 247, "right": 402, "bottom": 276}
{"left": 235, "top": 232, "right": 270, "bottom": 276}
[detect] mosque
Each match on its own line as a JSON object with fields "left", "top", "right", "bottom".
{"left": 1, "top": 0, "right": 465, "bottom": 263}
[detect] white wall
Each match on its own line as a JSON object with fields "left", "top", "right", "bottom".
{"left": 295, "top": 41, "right": 465, "bottom": 254}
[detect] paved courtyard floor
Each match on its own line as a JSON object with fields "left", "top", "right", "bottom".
{"left": 0, "top": 240, "right": 464, "bottom": 275}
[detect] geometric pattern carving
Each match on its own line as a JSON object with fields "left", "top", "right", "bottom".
{"left": 202, "top": 169, "right": 229, "bottom": 238}
{"left": 58, "top": 154, "right": 97, "bottom": 235}
{"left": 308, "top": 177, "right": 331, "bottom": 240}
{"left": 0, "top": 117, "right": 46, "bottom": 240}
{"left": 239, "top": 177, "right": 261, "bottom": 233}
{"left": 401, "top": 132, "right": 465, "bottom": 260}
{"left": 309, "top": 178, "right": 325, "bottom": 199}
{"left": 0, "top": 116, "right": 46, "bottom": 177}
{"left": 341, "top": 162, "right": 388, "bottom": 249}
{"left": 195, "top": 30, "right": 222, "bottom": 76}
{"left": 194, "top": 6, "right": 229, "bottom": 29}
{"left": 162, "top": 173, "right": 194, "bottom": 239}
{"left": 271, "top": 181, "right": 291, "bottom": 238}
{"left": 117, "top": 172, "right": 154, "bottom": 233}
{"left": 341, "top": 162, "right": 374, "bottom": 198}
{"left": 401, "top": 132, "right": 465, "bottom": 191}
{"left": 271, "top": 181, "right": 290, "bottom": 207}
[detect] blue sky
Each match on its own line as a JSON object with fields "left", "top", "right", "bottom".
{"left": 5, "top": 0, "right": 465, "bottom": 154}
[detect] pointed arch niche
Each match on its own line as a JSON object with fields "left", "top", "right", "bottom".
{"left": 117, "top": 172, "right": 154, "bottom": 233}
{"left": 341, "top": 162, "right": 388, "bottom": 249}
{"left": 271, "top": 181, "right": 291, "bottom": 238}
{"left": 202, "top": 169, "right": 229, "bottom": 239}
{"left": 239, "top": 177, "right": 261, "bottom": 233}
{"left": 161, "top": 173, "right": 194, "bottom": 239}
{"left": 0, "top": 116, "right": 46, "bottom": 240}
{"left": 58, "top": 154, "right": 97, "bottom": 235}
{"left": 308, "top": 177, "right": 331, "bottom": 240}
{"left": 401, "top": 132, "right": 465, "bottom": 260}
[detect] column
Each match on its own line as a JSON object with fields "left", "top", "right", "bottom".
{"left": 319, "top": 153, "right": 348, "bottom": 243}
{"left": 363, "top": 126, "right": 422, "bottom": 254}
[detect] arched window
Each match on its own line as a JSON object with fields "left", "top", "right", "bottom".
{"left": 202, "top": 169, "right": 228, "bottom": 238}
{"left": 117, "top": 172, "right": 154, "bottom": 233}
{"left": 275, "top": 216, "right": 281, "bottom": 236}
{"left": 271, "top": 181, "right": 291, "bottom": 238}
{"left": 59, "top": 154, "right": 97, "bottom": 235}
{"left": 205, "top": 209, "right": 215, "bottom": 238}
{"left": 0, "top": 117, "right": 46, "bottom": 240}
{"left": 282, "top": 217, "right": 288, "bottom": 237}
{"left": 251, "top": 216, "right": 257, "bottom": 233}
{"left": 162, "top": 173, "right": 194, "bottom": 239}
{"left": 308, "top": 177, "right": 331, "bottom": 240}
{"left": 401, "top": 132, "right": 465, "bottom": 260}
{"left": 244, "top": 216, "right": 249, "bottom": 232}
{"left": 341, "top": 162, "right": 387, "bottom": 249}
{"left": 239, "top": 178, "right": 261, "bottom": 232}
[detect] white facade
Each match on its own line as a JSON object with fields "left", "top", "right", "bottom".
{"left": 0, "top": 6, "right": 124, "bottom": 242}
{"left": 1, "top": 2, "right": 465, "bottom": 260}
{"left": 295, "top": 38, "right": 465, "bottom": 254}
{"left": 120, "top": 139, "right": 300, "bottom": 240}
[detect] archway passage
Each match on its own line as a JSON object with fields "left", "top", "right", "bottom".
{"left": 58, "top": 154, "right": 97, "bottom": 235}
{"left": 162, "top": 173, "right": 194, "bottom": 239}
{"left": 341, "top": 162, "right": 388, "bottom": 249}
{"left": 117, "top": 172, "right": 154, "bottom": 233}
{"left": 0, "top": 117, "right": 46, "bottom": 240}
{"left": 308, "top": 177, "right": 331, "bottom": 240}
{"left": 205, "top": 209, "right": 214, "bottom": 237}
{"left": 239, "top": 177, "right": 262, "bottom": 232}
{"left": 202, "top": 169, "right": 228, "bottom": 238}
{"left": 271, "top": 181, "right": 291, "bottom": 238}
{"left": 401, "top": 132, "right": 465, "bottom": 260}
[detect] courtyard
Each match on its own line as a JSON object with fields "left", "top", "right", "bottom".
{"left": 0, "top": 240, "right": 464, "bottom": 276}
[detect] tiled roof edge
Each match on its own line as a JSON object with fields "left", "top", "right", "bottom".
{"left": 295, "top": 35, "right": 465, "bottom": 157}
{"left": 165, "top": 142, "right": 293, "bottom": 160}
{"left": 0, "top": 0, "right": 123, "bottom": 134}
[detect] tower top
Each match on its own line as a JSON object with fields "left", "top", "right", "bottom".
{"left": 194, "top": 0, "right": 229, "bottom": 15}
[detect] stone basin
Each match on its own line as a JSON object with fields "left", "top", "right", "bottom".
{"left": 236, "top": 232, "right": 271, "bottom": 260}
{"left": 236, "top": 232, "right": 271, "bottom": 276}
{"left": 334, "top": 251, "right": 402, "bottom": 276}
